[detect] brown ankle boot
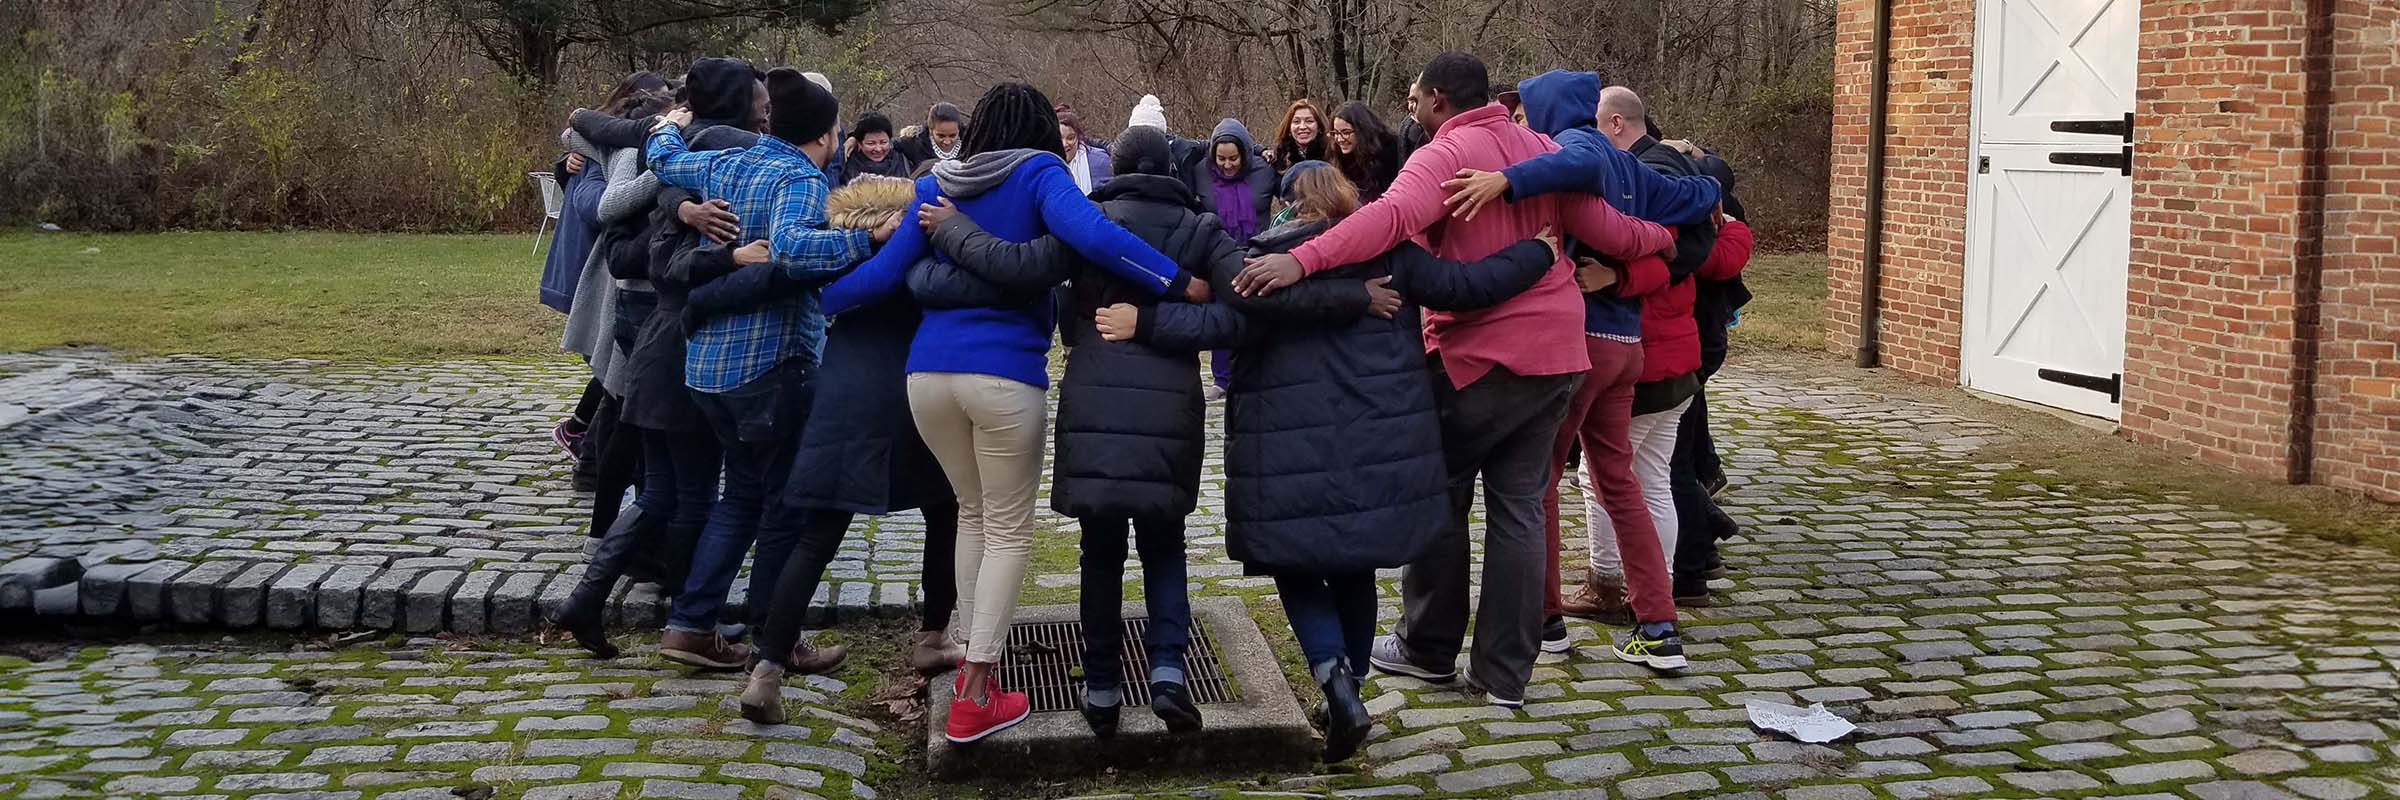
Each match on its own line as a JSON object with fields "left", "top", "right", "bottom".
{"left": 787, "top": 637, "right": 849, "bottom": 676}
{"left": 1560, "top": 570, "right": 1633, "bottom": 623}
{"left": 908, "top": 630, "right": 964, "bottom": 674}
{"left": 659, "top": 629, "right": 752, "bottom": 671}
{"left": 739, "top": 661, "right": 787, "bottom": 724}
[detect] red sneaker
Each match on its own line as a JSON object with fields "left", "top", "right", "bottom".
{"left": 944, "top": 677, "right": 1030, "bottom": 744}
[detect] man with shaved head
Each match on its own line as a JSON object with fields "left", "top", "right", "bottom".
{"left": 1597, "top": 86, "right": 1650, "bottom": 150}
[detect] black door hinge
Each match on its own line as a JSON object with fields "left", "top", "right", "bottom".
{"left": 2048, "top": 146, "right": 2132, "bottom": 176}
{"left": 2049, "top": 112, "right": 2134, "bottom": 142}
{"left": 2037, "top": 369, "right": 2122, "bottom": 403}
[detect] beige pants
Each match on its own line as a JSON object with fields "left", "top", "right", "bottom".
{"left": 907, "top": 372, "right": 1049, "bottom": 664}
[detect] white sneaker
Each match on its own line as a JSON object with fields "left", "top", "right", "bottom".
{"left": 1463, "top": 670, "right": 1525, "bottom": 709}
{"left": 1540, "top": 616, "right": 1572, "bottom": 654}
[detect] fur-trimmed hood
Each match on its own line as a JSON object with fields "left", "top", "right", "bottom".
{"left": 825, "top": 175, "right": 916, "bottom": 230}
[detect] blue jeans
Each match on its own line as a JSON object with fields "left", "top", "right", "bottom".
{"left": 1210, "top": 349, "right": 1233, "bottom": 390}
{"left": 667, "top": 361, "right": 812, "bottom": 633}
{"left": 1078, "top": 516, "right": 1190, "bottom": 689}
{"left": 1274, "top": 571, "right": 1379, "bottom": 676}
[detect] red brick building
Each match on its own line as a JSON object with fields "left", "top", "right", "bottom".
{"left": 1827, "top": 0, "right": 2398, "bottom": 500}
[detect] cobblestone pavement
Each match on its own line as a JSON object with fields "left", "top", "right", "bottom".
{"left": 4, "top": 351, "right": 2399, "bottom": 799}
{"left": 0, "top": 351, "right": 929, "bottom": 631}
{"left": 0, "top": 637, "right": 892, "bottom": 800}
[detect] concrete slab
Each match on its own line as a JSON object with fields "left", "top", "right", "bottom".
{"left": 924, "top": 596, "right": 1315, "bottom": 780}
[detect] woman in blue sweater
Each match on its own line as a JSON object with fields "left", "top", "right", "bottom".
{"left": 819, "top": 82, "right": 1201, "bottom": 744}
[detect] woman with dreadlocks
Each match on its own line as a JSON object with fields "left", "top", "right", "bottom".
{"left": 818, "top": 82, "right": 1206, "bottom": 744}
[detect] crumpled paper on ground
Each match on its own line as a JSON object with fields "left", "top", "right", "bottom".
{"left": 1746, "top": 700, "right": 1857, "bottom": 743}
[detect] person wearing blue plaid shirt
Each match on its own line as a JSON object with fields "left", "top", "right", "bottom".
{"left": 641, "top": 68, "right": 897, "bottom": 670}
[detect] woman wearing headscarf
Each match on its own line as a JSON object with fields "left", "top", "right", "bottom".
{"left": 1197, "top": 118, "right": 1275, "bottom": 397}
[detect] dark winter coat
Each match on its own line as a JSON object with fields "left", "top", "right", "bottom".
{"left": 1134, "top": 220, "right": 1555, "bottom": 573}
{"left": 617, "top": 124, "right": 758, "bottom": 432}
{"left": 925, "top": 173, "right": 1235, "bottom": 518}
{"left": 1691, "top": 152, "right": 1751, "bottom": 362}
{"left": 843, "top": 148, "right": 915, "bottom": 184}
{"left": 782, "top": 178, "right": 961, "bottom": 514}
{"left": 676, "top": 176, "right": 990, "bottom": 514}
{"left": 781, "top": 297, "right": 947, "bottom": 513}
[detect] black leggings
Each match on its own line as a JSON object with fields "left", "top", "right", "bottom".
{"left": 587, "top": 394, "right": 642, "bottom": 537}
{"left": 570, "top": 378, "right": 605, "bottom": 429}
{"left": 754, "top": 502, "right": 960, "bottom": 667}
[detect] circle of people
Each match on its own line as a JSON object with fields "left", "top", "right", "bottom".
{"left": 534, "top": 50, "right": 1754, "bottom": 760}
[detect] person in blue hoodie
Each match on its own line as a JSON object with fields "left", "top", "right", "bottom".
{"left": 1438, "top": 69, "right": 1720, "bottom": 671}
{"left": 815, "top": 81, "right": 1201, "bottom": 745}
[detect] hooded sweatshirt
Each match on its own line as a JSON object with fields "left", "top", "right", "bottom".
{"left": 1289, "top": 103, "right": 1673, "bottom": 388}
{"left": 1510, "top": 70, "right": 1721, "bottom": 339}
{"left": 1202, "top": 118, "right": 1275, "bottom": 243}
{"left": 818, "top": 149, "right": 1184, "bottom": 389}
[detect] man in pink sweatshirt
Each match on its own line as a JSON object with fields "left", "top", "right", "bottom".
{"left": 1237, "top": 52, "right": 1674, "bottom": 706}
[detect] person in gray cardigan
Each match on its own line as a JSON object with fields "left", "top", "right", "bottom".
{"left": 559, "top": 86, "right": 676, "bottom": 552}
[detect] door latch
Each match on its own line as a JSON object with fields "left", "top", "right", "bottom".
{"left": 1977, "top": 155, "right": 1990, "bottom": 174}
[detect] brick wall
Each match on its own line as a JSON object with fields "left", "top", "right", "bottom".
{"left": 2308, "top": 0, "right": 2400, "bottom": 501}
{"left": 1824, "top": 0, "right": 1972, "bottom": 379}
{"left": 1829, "top": 0, "right": 2400, "bottom": 499}
{"left": 2118, "top": 0, "right": 2319, "bottom": 479}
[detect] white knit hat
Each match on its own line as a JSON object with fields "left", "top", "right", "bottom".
{"left": 803, "top": 72, "right": 834, "bottom": 93}
{"left": 1127, "top": 94, "right": 1168, "bottom": 131}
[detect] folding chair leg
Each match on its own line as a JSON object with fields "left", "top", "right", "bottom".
{"left": 533, "top": 218, "right": 551, "bottom": 257}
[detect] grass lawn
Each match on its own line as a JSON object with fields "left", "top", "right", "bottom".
{"left": 0, "top": 231, "right": 563, "bottom": 360}
{"left": 1727, "top": 249, "right": 1827, "bottom": 353}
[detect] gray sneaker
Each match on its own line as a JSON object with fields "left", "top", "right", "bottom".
{"left": 1367, "top": 634, "right": 1457, "bottom": 683}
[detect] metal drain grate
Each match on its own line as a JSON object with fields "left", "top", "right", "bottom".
{"left": 998, "top": 616, "right": 1241, "bottom": 713}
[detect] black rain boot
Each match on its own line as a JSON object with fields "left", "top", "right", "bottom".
{"left": 1151, "top": 681, "right": 1202, "bottom": 734}
{"left": 1081, "top": 688, "right": 1122, "bottom": 739}
{"left": 549, "top": 580, "right": 619, "bottom": 660}
{"left": 1320, "top": 661, "right": 1371, "bottom": 763}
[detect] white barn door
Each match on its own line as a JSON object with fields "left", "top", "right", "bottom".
{"left": 1962, "top": 0, "right": 2136, "bottom": 420}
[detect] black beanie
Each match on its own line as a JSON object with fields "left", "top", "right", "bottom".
{"left": 1697, "top": 151, "right": 1744, "bottom": 222}
{"left": 1111, "top": 125, "right": 1175, "bottom": 177}
{"left": 765, "top": 67, "right": 839, "bottom": 146}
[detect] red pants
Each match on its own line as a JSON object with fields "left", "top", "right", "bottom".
{"left": 1543, "top": 338, "right": 1678, "bottom": 624}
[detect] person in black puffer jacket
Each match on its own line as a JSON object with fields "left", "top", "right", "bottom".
{"left": 917, "top": 125, "right": 1228, "bottom": 739}
{"left": 1091, "top": 164, "right": 1558, "bottom": 763}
